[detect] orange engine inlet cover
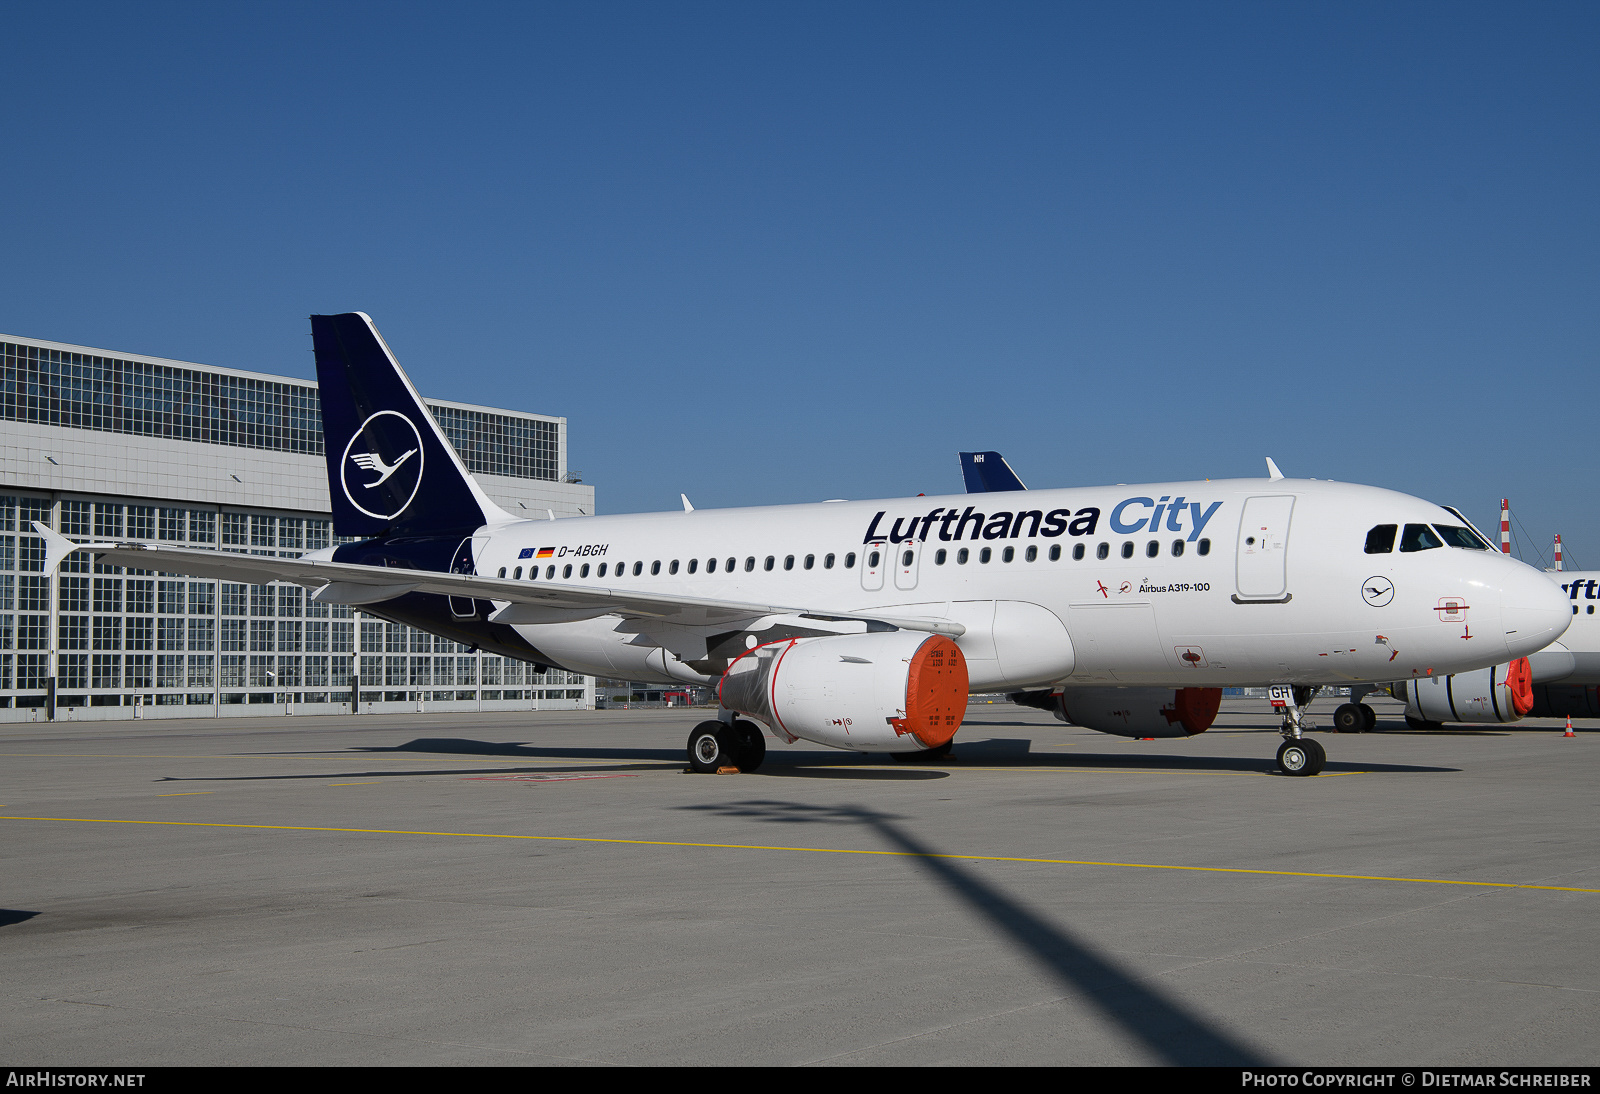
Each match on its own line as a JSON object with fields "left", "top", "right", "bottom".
{"left": 901, "top": 636, "right": 970, "bottom": 748}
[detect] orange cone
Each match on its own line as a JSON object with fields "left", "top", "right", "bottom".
{"left": 1564, "top": 716, "right": 1576, "bottom": 738}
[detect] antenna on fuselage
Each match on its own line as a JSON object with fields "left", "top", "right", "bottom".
{"left": 681, "top": 494, "right": 694, "bottom": 512}
{"left": 1265, "top": 457, "right": 1285, "bottom": 481}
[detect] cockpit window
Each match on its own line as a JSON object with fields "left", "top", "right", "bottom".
{"left": 1364, "top": 525, "right": 1397, "bottom": 554}
{"left": 1399, "top": 523, "right": 1443, "bottom": 552}
{"left": 1433, "top": 524, "right": 1489, "bottom": 550}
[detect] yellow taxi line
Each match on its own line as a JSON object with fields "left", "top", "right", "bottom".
{"left": 2, "top": 815, "right": 1594, "bottom": 894}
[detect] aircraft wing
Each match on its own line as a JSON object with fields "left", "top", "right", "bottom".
{"left": 35, "top": 524, "right": 965, "bottom": 638}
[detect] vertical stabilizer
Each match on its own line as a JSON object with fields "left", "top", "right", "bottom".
{"left": 311, "top": 312, "right": 513, "bottom": 538}
{"left": 959, "top": 451, "right": 1028, "bottom": 493}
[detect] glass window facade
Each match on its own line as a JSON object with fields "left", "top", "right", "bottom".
{"left": 0, "top": 495, "right": 591, "bottom": 718}
{"left": 1, "top": 342, "right": 563, "bottom": 482}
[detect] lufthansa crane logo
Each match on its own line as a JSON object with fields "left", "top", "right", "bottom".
{"left": 1361, "top": 576, "right": 1395, "bottom": 607}
{"left": 340, "top": 410, "right": 425, "bottom": 521}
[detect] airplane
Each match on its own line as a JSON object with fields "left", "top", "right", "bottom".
{"left": 960, "top": 451, "right": 1027, "bottom": 493}
{"left": 31, "top": 312, "right": 1572, "bottom": 778}
{"left": 1381, "top": 568, "right": 1600, "bottom": 728}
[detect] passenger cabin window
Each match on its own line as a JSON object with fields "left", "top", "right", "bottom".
{"left": 727, "top": 557, "right": 736, "bottom": 572}
{"left": 1434, "top": 525, "right": 1488, "bottom": 550}
{"left": 1197, "top": 539, "right": 1210, "bottom": 556}
{"left": 652, "top": 561, "right": 662, "bottom": 575}
{"left": 545, "top": 565, "right": 555, "bottom": 579}
{"left": 824, "top": 553, "right": 835, "bottom": 569}
{"left": 562, "top": 564, "right": 573, "bottom": 578}
{"left": 867, "top": 550, "right": 880, "bottom": 568}
{"left": 1026, "top": 545, "right": 1038, "bottom": 562}
{"left": 1146, "top": 540, "right": 1159, "bottom": 558}
{"left": 634, "top": 561, "right": 644, "bottom": 575}
{"left": 745, "top": 556, "right": 756, "bottom": 572}
{"left": 1171, "top": 541, "right": 1184, "bottom": 557}
{"left": 1000, "top": 546, "right": 1013, "bottom": 563}
{"left": 935, "top": 549, "right": 947, "bottom": 564}
{"left": 706, "top": 558, "right": 716, "bottom": 573}
{"left": 580, "top": 563, "right": 590, "bottom": 578}
{"left": 979, "top": 547, "right": 992, "bottom": 563}
{"left": 1121, "top": 542, "right": 1134, "bottom": 560}
{"left": 784, "top": 555, "right": 794, "bottom": 570}
{"left": 804, "top": 554, "right": 815, "bottom": 570}
{"left": 1399, "top": 524, "right": 1443, "bottom": 553}
{"left": 901, "top": 549, "right": 913, "bottom": 567}
{"left": 1072, "top": 544, "right": 1084, "bottom": 561}
{"left": 669, "top": 560, "right": 679, "bottom": 574}
{"left": 845, "top": 552, "right": 856, "bottom": 568}
{"left": 497, "top": 567, "right": 506, "bottom": 578}
{"left": 1365, "top": 525, "right": 1398, "bottom": 554}
{"left": 957, "top": 548, "right": 969, "bottom": 564}
{"left": 688, "top": 558, "right": 698, "bottom": 574}
{"left": 1047, "top": 545, "right": 1059, "bottom": 561}
{"left": 764, "top": 556, "right": 774, "bottom": 571}
{"left": 1096, "top": 543, "right": 1109, "bottom": 560}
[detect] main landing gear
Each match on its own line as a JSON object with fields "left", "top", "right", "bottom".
{"left": 1332, "top": 703, "right": 1378, "bottom": 733}
{"left": 1274, "top": 685, "right": 1326, "bottom": 777}
{"left": 687, "top": 718, "right": 766, "bottom": 773}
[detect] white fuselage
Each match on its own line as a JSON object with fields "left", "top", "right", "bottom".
{"left": 464, "top": 477, "right": 1570, "bottom": 691}
{"left": 1538, "top": 570, "right": 1600, "bottom": 684}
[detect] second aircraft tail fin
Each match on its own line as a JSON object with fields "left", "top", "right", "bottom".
{"left": 959, "top": 451, "right": 1028, "bottom": 493}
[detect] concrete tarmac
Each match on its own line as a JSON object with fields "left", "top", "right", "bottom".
{"left": 1, "top": 697, "right": 1596, "bottom": 1066}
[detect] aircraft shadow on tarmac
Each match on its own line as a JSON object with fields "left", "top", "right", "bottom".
{"left": 0, "top": 910, "right": 40, "bottom": 928}
{"left": 332, "top": 736, "right": 1456, "bottom": 777}
{"left": 678, "top": 798, "right": 1271, "bottom": 1067}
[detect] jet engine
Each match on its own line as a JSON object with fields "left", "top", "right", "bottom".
{"left": 1390, "top": 657, "right": 1534, "bottom": 725}
{"left": 719, "top": 631, "right": 968, "bottom": 752}
{"left": 1010, "top": 686, "right": 1223, "bottom": 738}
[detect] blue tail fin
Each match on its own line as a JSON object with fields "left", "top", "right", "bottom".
{"left": 959, "top": 451, "right": 1028, "bottom": 493}
{"left": 312, "top": 312, "right": 511, "bottom": 538}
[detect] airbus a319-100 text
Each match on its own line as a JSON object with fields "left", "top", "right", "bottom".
{"left": 33, "top": 313, "right": 1571, "bottom": 776}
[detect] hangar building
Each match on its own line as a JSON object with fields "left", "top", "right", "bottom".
{"left": 0, "top": 331, "right": 596, "bottom": 721}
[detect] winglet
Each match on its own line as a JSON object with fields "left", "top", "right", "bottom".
{"left": 1265, "top": 457, "right": 1285, "bottom": 481}
{"left": 32, "top": 522, "right": 118, "bottom": 576}
{"left": 959, "top": 451, "right": 1028, "bottom": 492}
{"left": 681, "top": 494, "right": 695, "bottom": 513}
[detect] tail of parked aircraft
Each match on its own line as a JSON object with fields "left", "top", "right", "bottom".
{"left": 310, "top": 312, "right": 513, "bottom": 538}
{"left": 959, "top": 451, "right": 1027, "bottom": 493}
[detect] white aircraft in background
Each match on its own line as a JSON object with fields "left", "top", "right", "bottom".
{"left": 34, "top": 313, "right": 1570, "bottom": 776}
{"left": 1382, "top": 569, "right": 1600, "bottom": 728}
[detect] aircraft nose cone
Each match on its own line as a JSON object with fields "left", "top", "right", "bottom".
{"left": 1500, "top": 568, "right": 1571, "bottom": 658}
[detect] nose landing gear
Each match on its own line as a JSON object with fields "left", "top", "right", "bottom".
{"left": 1271, "top": 684, "right": 1327, "bottom": 776}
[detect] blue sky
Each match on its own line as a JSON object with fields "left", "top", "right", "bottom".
{"left": 2, "top": 2, "right": 1595, "bottom": 565}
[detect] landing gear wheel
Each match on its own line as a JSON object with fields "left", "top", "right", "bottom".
{"left": 1360, "top": 704, "right": 1377, "bottom": 731}
{"left": 729, "top": 719, "right": 766, "bottom": 773}
{"left": 891, "top": 741, "right": 954, "bottom": 762}
{"left": 1405, "top": 714, "right": 1444, "bottom": 732}
{"left": 687, "top": 721, "right": 730, "bottom": 773}
{"left": 1277, "top": 737, "right": 1326, "bottom": 776}
{"left": 1333, "top": 703, "right": 1365, "bottom": 733}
